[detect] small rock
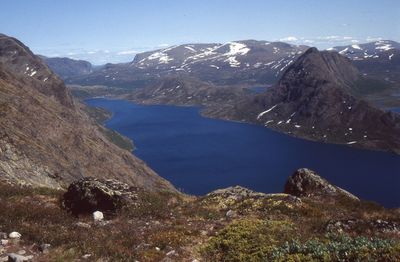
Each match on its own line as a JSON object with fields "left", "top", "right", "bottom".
{"left": 166, "top": 250, "right": 176, "bottom": 256}
{"left": 155, "top": 247, "right": 160, "bottom": 251}
{"left": 200, "top": 230, "right": 208, "bottom": 236}
{"left": 8, "top": 232, "right": 21, "bottom": 239}
{"left": 39, "top": 244, "right": 51, "bottom": 254}
{"left": 16, "top": 251, "right": 25, "bottom": 256}
{"left": 95, "top": 220, "right": 111, "bottom": 227}
{"left": 93, "top": 211, "right": 104, "bottom": 222}
{"left": 0, "top": 240, "right": 8, "bottom": 246}
{"left": 225, "top": 210, "right": 236, "bottom": 218}
{"left": 192, "top": 259, "right": 200, "bottom": 262}
{"left": 82, "top": 254, "right": 92, "bottom": 259}
{"left": 7, "top": 253, "right": 29, "bottom": 262}
{"left": 75, "top": 222, "right": 91, "bottom": 229}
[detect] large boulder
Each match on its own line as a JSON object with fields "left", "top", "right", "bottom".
{"left": 62, "top": 177, "right": 140, "bottom": 214}
{"left": 284, "top": 168, "right": 359, "bottom": 200}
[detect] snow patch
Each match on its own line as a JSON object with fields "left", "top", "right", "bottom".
{"left": 184, "top": 46, "right": 197, "bottom": 52}
{"left": 146, "top": 51, "right": 174, "bottom": 64}
{"left": 375, "top": 44, "right": 393, "bottom": 51}
{"left": 225, "top": 56, "right": 240, "bottom": 67}
{"left": 226, "top": 42, "right": 250, "bottom": 56}
{"left": 351, "top": 44, "right": 362, "bottom": 50}
{"left": 257, "top": 104, "right": 278, "bottom": 120}
{"left": 339, "top": 48, "right": 349, "bottom": 54}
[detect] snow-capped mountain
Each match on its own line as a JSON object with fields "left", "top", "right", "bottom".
{"left": 329, "top": 40, "right": 400, "bottom": 88}
{"left": 66, "top": 40, "right": 309, "bottom": 87}
{"left": 329, "top": 40, "right": 400, "bottom": 60}
{"left": 132, "top": 41, "right": 305, "bottom": 72}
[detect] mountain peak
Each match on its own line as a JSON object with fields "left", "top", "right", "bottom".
{"left": 0, "top": 33, "right": 74, "bottom": 107}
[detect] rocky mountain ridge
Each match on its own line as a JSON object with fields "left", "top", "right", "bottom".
{"left": 207, "top": 48, "right": 400, "bottom": 153}
{"left": 0, "top": 33, "right": 175, "bottom": 191}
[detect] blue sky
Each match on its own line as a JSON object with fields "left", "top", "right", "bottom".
{"left": 1, "top": 0, "right": 399, "bottom": 64}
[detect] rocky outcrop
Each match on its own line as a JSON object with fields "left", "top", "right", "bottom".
{"left": 203, "top": 185, "right": 302, "bottom": 213}
{"left": 284, "top": 168, "right": 359, "bottom": 200}
{"left": 0, "top": 34, "right": 74, "bottom": 108}
{"left": 62, "top": 178, "right": 141, "bottom": 214}
{"left": 206, "top": 185, "right": 267, "bottom": 201}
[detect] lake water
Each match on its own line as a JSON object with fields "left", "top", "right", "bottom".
{"left": 86, "top": 98, "right": 400, "bottom": 207}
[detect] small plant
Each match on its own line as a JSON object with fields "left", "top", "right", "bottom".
{"left": 201, "top": 219, "right": 295, "bottom": 262}
{"left": 271, "top": 234, "right": 400, "bottom": 262}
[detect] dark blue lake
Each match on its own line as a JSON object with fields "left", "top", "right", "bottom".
{"left": 86, "top": 98, "right": 400, "bottom": 207}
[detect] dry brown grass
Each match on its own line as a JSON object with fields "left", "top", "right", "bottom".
{"left": 0, "top": 183, "right": 399, "bottom": 261}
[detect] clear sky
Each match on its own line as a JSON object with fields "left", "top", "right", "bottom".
{"left": 1, "top": 0, "right": 399, "bottom": 64}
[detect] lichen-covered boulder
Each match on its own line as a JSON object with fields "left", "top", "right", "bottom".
{"left": 284, "top": 168, "right": 359, "bottom": 200}
{"left": 207, "top": 186, "right": 267, "bottom": 201}
{"left": 62, "top": 177, "right": 140, "bottom": 214}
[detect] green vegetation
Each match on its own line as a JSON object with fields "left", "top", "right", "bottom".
{"left": 271, "top": 235, "right": 400, "bottom": 262}
{"left": 201, "top": 219, "right": 400, "bottom": 262}
{"left": 201, "top": 219, "right": 295, "bottom": 262}
{"left": 82, "top": 104, "right": 135, "bottom": 151}
{"left": 83, "top": 105, "right": 112, "bottom": 123}
{"left": 100, "top": 127, "right": 134, "bottom": 151}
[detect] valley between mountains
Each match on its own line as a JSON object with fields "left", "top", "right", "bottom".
{"left": 63, "top": 40, "right": 400, "bottom": 154}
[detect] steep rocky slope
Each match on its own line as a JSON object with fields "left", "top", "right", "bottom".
{"left": 0, "top": 34, "right": 175, "bottom": 191}
{"left": 212, "top": 48, "right": 400, "bottom": 153}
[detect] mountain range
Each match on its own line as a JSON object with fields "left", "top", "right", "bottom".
{"left": 40, "top": 38, "right": 400, "bottom": 153}
{"left": 56, "top": 40, "right": 309, "bottom": 88}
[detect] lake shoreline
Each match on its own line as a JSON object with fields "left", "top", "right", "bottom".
{"left": 85, "top": 98, "right": 400, "bottom": 207}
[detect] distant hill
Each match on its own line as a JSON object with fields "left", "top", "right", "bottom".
{"left": 40, "top": 56, "right": 93, "bottom": 79}
{"left": 329, "top": 40, "right": 400, "bottom": 107}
